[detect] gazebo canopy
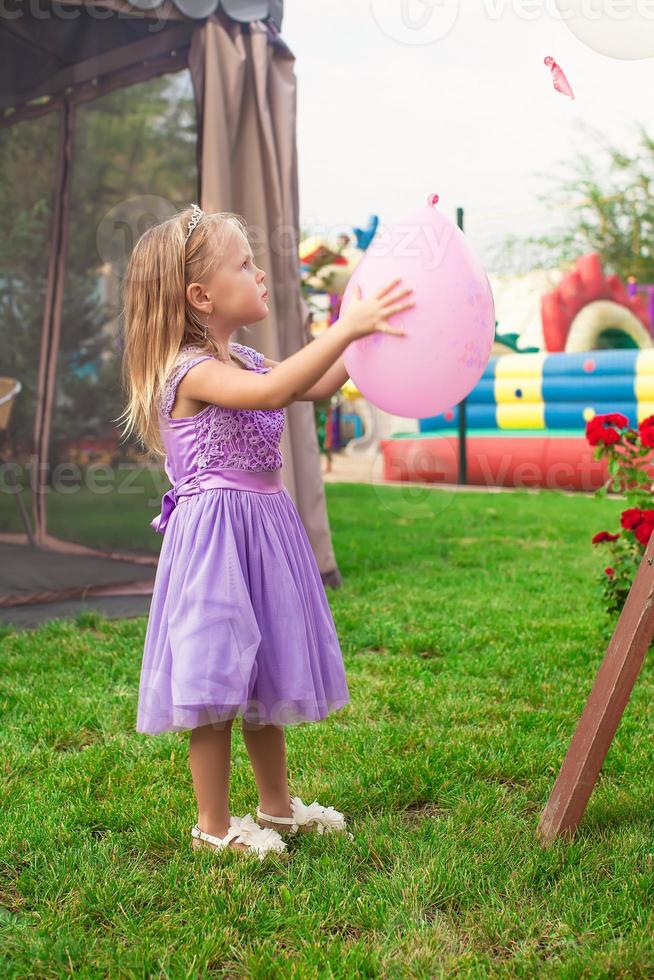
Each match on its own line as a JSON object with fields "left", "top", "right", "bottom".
{"left": 1, "top": 1, "right": 282, "bottom": 117}
{"left": 0, "top": 1, "right": 343, "bottom": 620}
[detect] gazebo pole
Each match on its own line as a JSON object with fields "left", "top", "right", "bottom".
{"left": 32, "top": 98, "right": 75, "bottom": 545}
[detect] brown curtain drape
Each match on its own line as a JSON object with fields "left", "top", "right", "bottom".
{"left": 189, "top": 13, "right": 341, "bottom": 585}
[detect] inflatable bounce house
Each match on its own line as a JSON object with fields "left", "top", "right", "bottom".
{"left": 380, "top": 253, "right": 654, "bottom": 491}
{"left": 300, "top": 226, "right": 654, "bottom": 492}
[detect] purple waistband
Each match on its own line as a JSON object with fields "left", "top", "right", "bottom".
{"left": 151, "top": 466, "right": 283, "bottom": 534}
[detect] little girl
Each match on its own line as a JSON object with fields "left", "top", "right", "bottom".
{"left": 119, "top": 203, "right": 413, "bottom": 860}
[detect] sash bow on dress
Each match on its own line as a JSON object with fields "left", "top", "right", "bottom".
{"left": 151, "top": 466, "right": 284, "bottom": 534}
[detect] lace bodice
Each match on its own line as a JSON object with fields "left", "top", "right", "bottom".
{"left": 158, "top": 342, "right": 284, "bottom": 474}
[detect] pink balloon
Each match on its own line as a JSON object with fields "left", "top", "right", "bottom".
{"left": 340, "top": 194, "right": 496, "bottom": 418}
{"left": 544, "top": 56, "right": 575, "bottom": 101}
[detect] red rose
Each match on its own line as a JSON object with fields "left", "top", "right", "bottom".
{"left": 604, "top": 567, "right": 615, "bottom": 577}
{"left": 585, "top": 419, "right": 602, "bottom": 446}
{"left": 586, "top": 427, "right": 601, "bottom": 447}
{"left": 620, "top": 508, "right": 654, "bottom": 545}
{"left": 591, "top": 531, "right": 621, "bottom": 544}
{"left": 586, "top": 413, "right": 627, "bottom": 447}
{"left": 635, "top": 522, "right": 654, "bottom": 546}
{"left": 621, "top": 507, "right": 644, "bottom": 530}
{"left": 639, "top": 416, "right": 654, "bottom": 447}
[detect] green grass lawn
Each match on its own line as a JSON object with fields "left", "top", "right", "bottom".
{"left": 2, "top": 482, "right": 654, "bottom": 976}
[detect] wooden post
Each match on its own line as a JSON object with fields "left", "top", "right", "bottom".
{"left": 538, "top": 531, "right": 654, "bottom": 843}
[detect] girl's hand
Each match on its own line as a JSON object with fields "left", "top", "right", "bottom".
{"left": 341, "top": 278, "right": 415, "bottom": 341}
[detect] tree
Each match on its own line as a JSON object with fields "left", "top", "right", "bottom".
{"left": 489, "top": 122, "right": 654, "bottom": 282}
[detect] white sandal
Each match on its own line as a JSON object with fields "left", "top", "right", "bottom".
{"left": 191, "top": 813, "right": 288, "bottom": 860}
{"left": 257, "top": 795, "right": 354, "bottom": 840}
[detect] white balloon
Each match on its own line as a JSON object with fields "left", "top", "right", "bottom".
{"left": 556, "top": 0, "right": 654, "bottom": 60}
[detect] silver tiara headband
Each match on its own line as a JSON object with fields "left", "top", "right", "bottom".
{"left": 184, "top": 203, "right": 205, "bottom": 244}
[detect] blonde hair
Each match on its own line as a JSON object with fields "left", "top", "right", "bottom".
{"left": 116, "top": 205, "right": 249, "bottom": 459}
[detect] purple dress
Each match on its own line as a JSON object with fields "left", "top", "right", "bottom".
{"left": 136, "top": 342, "right": 350, "bottom": 734}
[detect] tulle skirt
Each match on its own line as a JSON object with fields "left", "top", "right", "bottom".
{"left": 136, "top": 479, "right": 350, "bottom": 734}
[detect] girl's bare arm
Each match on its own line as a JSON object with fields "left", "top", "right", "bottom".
{"left": 179, "top": 279, "right": 413, "bottom": 411}
{"left": 262, "top": 353, "right": 350, "bottom": 402}
{"left": 179, "top": 319, "right": 354, "bottom": 411}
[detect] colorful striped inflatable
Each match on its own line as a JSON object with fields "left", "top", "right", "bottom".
{"left": 380, "top": 349, "right": 654, "bottom": 490}
{"left": 418, "top": 349, "right": 654, "bottom": 433}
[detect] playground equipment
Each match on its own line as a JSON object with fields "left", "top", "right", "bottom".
{"left": 380, "top": 348, "right": 654, "bottom": 491}
{"left": 378, "top": 253, "right": 654, "bottom": 490}
{"left": 418, "top": 348, "right": 654, "bottom": 433}
{"left": 541, "top": 253, "right": 651, "bottom": 352}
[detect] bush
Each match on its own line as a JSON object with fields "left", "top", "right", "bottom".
{"left": 587, "top": 412, "right": 654, "bottom": 615}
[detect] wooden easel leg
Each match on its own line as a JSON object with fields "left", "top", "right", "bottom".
{"left": 538, "top": 532, "right": 654, "bottom": 844}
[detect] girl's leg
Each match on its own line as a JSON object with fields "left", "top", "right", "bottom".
{"left": 188, "top": 719, "right": 248, "bottom": 850}
{"left": 241, "top": 721, "right": 293, "bottom": 821}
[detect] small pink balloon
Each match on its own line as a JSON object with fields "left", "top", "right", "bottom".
{"left": 340, "top": 194, "right": 495, "bottom": 418}
{"left": 544, "top": 55, "right": 575, "bottom": 100}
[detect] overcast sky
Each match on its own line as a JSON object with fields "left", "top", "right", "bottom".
{"left": 282, "top": 0, "right": 654, "bottom": 274}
